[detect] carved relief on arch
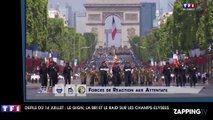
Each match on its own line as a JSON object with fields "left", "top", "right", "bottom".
{"left": 88, "top": 14, "right": 101, "bottom": 21}
{"left": 125, "top": 13, "right": 138, "bottom": 21}
{"left": 127, "top": 27, "right": 136, "bottom": 37}
{"left": 91, "top": 27, "right": 98, "bottom": 34}
{"left": 102, "top": 12, "right": 123, "bottom": 22}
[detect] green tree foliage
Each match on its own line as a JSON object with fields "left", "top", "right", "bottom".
{"left": 26, "top": 0, "right": 97, "bottom": 63}
{"left": 26, "top": 0, "right": 48, "bottom": 50}
{"left": 196, "top": 15, "right": 207, "bottom": 49}
{"left": 130, "top": 0, "right": 213, "bottom": 62}
{"left": 207, "top": 0, "right": 213, "bottom": 44}
{"left": 83, "top": 33, "right": 97, "bottom": 60}
{"left": 46, "top": 18, "right": 96, "bottom": 63}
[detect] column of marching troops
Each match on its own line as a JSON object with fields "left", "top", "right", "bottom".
{"left": 79, "top": 61, "right": 204, "bottom": 87}
{"left": 38, "top": 58, "right": 74, "bottom": 92}
{"left": 37, "top": 59, "right": 206, "bottom": 93}
{"left": 162, "top": 62, "right": 199, "bottom": 87}
{"left": 79, "top": 61, "right": 148, "bottom": 87}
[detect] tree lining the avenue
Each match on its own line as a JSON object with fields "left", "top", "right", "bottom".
{"left": 130, "top": 0, "right": 213, "bottom": 62}
{"left": 26, "top": 0, "right": 96, "bottom": 63}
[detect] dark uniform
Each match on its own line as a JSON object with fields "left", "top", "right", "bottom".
{"left": 181, "top": 64, "right": 187, "bottom": 86}
{"left": 120, "top": 71, "right": 125, "bottom": 84}
{"left": 189, "top": 64, "right": 197, "bottom": 87}
{"left": 48, "top": 62, "right": 58, "bottom": 87}
{"left": 112, "top": 63, "right": 121, "bottom": 86}
{"left": 162, "top": 63, "right": 171, "bottom": 86}
{"left": 63, "top": 62, "right": 73, "bottom": 85}
{"left": 123, "top": 62, "right": 132, "bottom": 86}
{"left": 99, "top": 61, "right": 109, "bottom": 86}
{"left": 39, "top": 62, "right": 48, "bottom": 90}
{"left": 174, "top": 64, "right": 182, "bottom": 87}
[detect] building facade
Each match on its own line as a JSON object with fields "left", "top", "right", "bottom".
{"left": 76, "top": 12, "right": 87, "bottom": 34}
{"left": 140, "top": 3, "right": 156, "bottom": 36}
{"left": 66, "top": 5, "right": 76, "bottom": 29}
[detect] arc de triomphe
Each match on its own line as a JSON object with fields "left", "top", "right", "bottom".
{"left": 84, "top": 0, "right": 141, "bottom": 48}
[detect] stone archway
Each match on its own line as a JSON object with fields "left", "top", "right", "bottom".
{"left": 84, "top": 0, "right": 141, "bottom": 48}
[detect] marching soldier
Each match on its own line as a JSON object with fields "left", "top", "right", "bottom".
{"left": 53, "top": 62, "right": 59, "bottom": 85}
{"left": 144, "top": 69, "right": 148, "bottom": 86}
{"left": 90, "top": 65, "right": 96, "bottom": 86}
{"left": 146, "top": 69, "right": 153, "bottom": 86}
{"left": 123, "top": 61, "right": 132, "bottom": 86}
{"left": 47, "top": 61, "right": 59, "bottom": 92}
{"left": 181, "top": 63, "right": 187, "bottom": 86}
{"left": 189, "top": 64, "right": 197, "bottom": 87}
{"left": 63, "top": 62, "right": 73, "bottom": 85}
{"left": 132, "top": 66, "right": 139, "bottom": 85}
{"left": 174, "top": 63, "right": 182, "bottom": 87}
{"left": 80, "top": 70, "right": 87, "bottom": 84}
{"left": 99, "top": 61, "right": 109, "bottom": 86}
{"left": 39, "top": 61, "right": 48, "bottom": 93}
{"left": 162, "top": 62, "right": 172, "bottom": 87}
{"left": 94, "top": 71, "right": 100, "bottom": 85}
{"left": 107, "top": 71, "right": 113, "bottom": 85}
{"left": 140, "top": 67, "right": 146, "bottom": 85}
{"left": 120, "top": 71, "right": 125, "bottom": 85}
{"left": 112, "top": 62, "right": 121, "bottom": 86}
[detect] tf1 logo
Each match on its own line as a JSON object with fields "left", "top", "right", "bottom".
{"left": 182, "top": 3, "right": 196, "bottom": 9}
{"left": 1, "top": 105, "right": 21, "bottom": 112}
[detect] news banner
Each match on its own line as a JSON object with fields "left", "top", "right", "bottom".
{"left": 1, "top": 104, "right": 169, "bottom": 111}
{"left": 52, "top": 84, "right": 202, "bottom": 96}
{"left": 1, "top": 104, "right": 208, "bottom": 115}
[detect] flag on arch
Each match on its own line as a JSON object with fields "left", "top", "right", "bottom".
{"left": 111, "top": 16, "right": 117, "bottom": 40}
